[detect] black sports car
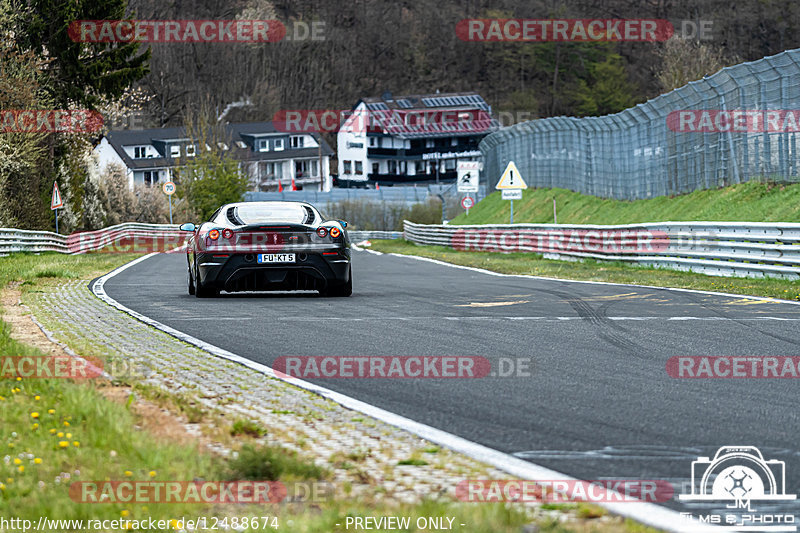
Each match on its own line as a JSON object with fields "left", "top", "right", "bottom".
{"left": 180, "top": 201, "right": 352, "bottom": 297}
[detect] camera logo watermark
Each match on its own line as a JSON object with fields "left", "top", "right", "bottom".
{"left": 679, "top": 446, "right": 796, "bottom": 530}
{"left": 456, "top": 479, "right": 673, "bottom": 503}
{"left": 1, "top": 110, "right": 103, "bottom": 133}
{"left": 668, "top": 110, "right": 800, "bottom": 133}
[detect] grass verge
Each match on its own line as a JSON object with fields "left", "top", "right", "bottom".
{"left": 369, "top": 240, "right": 800, "bottom": 301}
{"left": 450, "top": 181, "right": 800, "bottom": 225}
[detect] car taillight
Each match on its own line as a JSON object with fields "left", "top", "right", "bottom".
{"left": 329, "top": 227, "right": 341, "bottom": 238}
{"left": 222, "top": 228, "right": 233, "bottom": 239}
{"left": 316, "top": 227, "right": 328, "bottom": 238}
{"left": 208, "top": 229, "right": 220, "bottom": 240}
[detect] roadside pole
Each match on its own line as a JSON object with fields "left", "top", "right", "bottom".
{"left": 162, "top": 181, "right": 176, "bottom": 224}
{"left": 50, "top": 181, "right": 63, "bottom": 233}
{"left": 496, "top": 162, "right": 526, "bottom": 225}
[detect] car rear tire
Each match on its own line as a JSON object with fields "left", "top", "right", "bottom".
{"left": 188, "top": 266, "right": 195, "bottom": 295}
{"left": 194, "top": 263, "right": 219, "bottom": 298}
{"left": 322, "top": 266, "right": 352, "bottom": 297}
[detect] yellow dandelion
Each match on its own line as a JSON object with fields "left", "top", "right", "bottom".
{"left": 0, "top": 396, "right": 5, "bottom": 401}
{"left": 63, "top": 421, "right": 70, "bottom": 427}
{"left": 47, "top": 409, "right": 55, "bottom": 415}
{"left": 0, "top": 483, "right": 5, "bottom": 490}
{"left": 5, "top": 478, "right": 12, "bottom": 484}
{"left": 7, "top": 443, "right": 13, "bottom": 449}
{"left": 16, "top": 377, "right": 21, "bottom": 381}
{"left": 65, "top": 433, "right": 72, "bottom": 439}
{"left": 13, "top": 458, "right": 21, "bottom": 465}
{"left": 57, "top": 432, "right": 64, "bottom": 438}
{"left": 34, "top": 458, "right": 42, "bottom": 464}
{"left": 123, "top": 470, "right": 133, "bottom": 477}
{"left": 17, "top": 466, "right": 23, "bottom": 473}
{"left": 30, "top": 412, "right": 39, "bottom": 419}
{"left": 49, "top": 429, "right": 56, "bottom": 434}
{"left": 31, "top": 423, "right": 38, "bottom": 430}
{"left": 124, "top": 522, "right": 132, "bottom": 530}
{"left": 120, "top": 510, "right": 130, "bottom": 518}
{"left": 58, "top": 441, "right": 69, "bottom": 448}
{"left": 72, "top": 442, "right": 80, "bottom": 447}
{"left": 34, "top": 395, "right": 40, "bottom": 400}
{"left": 148, "top": 471, "right": 156, "bottom": 478}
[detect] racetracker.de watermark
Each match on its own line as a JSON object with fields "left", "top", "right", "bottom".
{"left": 667, "top": 356, "right": 800, "bottom": 378}
{"left": 272, "top": 356, "right": 532, "bottom": 379}
{"left": 273, "top": 108, "right": 495, "bottom": 134}
{"left": 451, "top": 228, "right": 669, "bottom": 254}
{"left": 0, "top": 356, "right": 103, "bottom": 380}
{"left": 668, "top": 110, "right": 800, "bottom": 133}
{"left": 68, "top": 20, "right": 286, "bottom": 43}
{"left": 1, "top": 110, "right": 103, "bottom": 133}
{"left": 456, "top": 19, "right": 674, "bottom": 42}
{"left": 456, "top": 479, "right": 674, "bottom": 503}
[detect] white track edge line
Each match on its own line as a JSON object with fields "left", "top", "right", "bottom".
{"left": 90, "top": 252, "right": 716, "bottom": 533}
{"left": 383, "top": 252, "right": 800, "bottom": 307}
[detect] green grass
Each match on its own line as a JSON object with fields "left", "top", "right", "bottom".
{"left": 451, "top": 181, "right": 800, "bottom": 225}
{"left": 370, "top": 240, "right": 800, "bottom": 301}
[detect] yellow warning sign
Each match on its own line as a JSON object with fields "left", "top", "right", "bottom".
{"left": 495, "top": 161, "right": 527, "bottom": 190}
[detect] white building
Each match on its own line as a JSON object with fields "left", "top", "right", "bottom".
{"left": 336, "top": 92, "right": 498, "bottom": 186}
{"left": 94, "top": 122, "right": 334, "bottom": 191}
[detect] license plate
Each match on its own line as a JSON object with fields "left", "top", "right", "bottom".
{"left": 257, "top": 253, "right": 295, "bottom": 263}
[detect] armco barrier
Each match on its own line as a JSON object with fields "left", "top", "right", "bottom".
{"left": 0, "top": 223, "right": 401, "bottom": 255}
{"left": 0, "top": 223, "right": 186, "bottom": 255}
{"left": 403, "top": 220, "right": 800, "bottom": 279}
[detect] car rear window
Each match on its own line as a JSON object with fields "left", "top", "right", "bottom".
{"left": 229, "top": 203, "right": 311, "bottom": 225}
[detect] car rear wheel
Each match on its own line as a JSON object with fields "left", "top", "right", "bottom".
{"left": 187, "top": 265, "right": 195, "bottom": 295}
{"left": 194, "top": 263, "right": 219, "bottom": 298}
{"left": 322, "top": 266, "right": 352, "bottom": 297}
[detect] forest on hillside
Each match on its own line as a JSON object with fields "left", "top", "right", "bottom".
{"left": 130, "top": 0, "right": 800, "bottom": 126}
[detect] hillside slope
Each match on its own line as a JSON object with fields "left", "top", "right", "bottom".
{"left": 450, "top": 182, "right": 800, "bottom": 225}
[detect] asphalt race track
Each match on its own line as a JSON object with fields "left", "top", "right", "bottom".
{"left": 105, "top": 250, "right": 800, "bottom": 517}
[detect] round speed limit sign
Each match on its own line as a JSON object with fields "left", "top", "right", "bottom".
{"left": 162, "top": 181, "right": 176, "bottom": 195}
{"left": 461, "top": 196, "right": 474, "bottom": 209}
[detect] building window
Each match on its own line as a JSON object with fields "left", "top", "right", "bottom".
{"left": 451, "top": 138, "right": 458, "bottom": 146}
{"left": 290, "top": 136, "right": 304, "bottom": 149}
{"left": 445, "top": 159, "right": 456, "bottom": 170}
{"left": 170, "top": 145, "right": 180, "bottom": 157}
{"left": 369, "top": 137, "right": 376, "bottom": 147}
{"left": 311, "top": 160, "right": 319, "bottom": 177}
{"left": 134, "top": 146, "right": 148, "bottom": 158}
{"left": 143, "top": 171, "right": 158, "bottom": 186}
{"left": 258, "top": 139, "right": 269, "bottom": 152}
{"left": 185, "top": 144, "right": 196, "bottom": 157}
{"left": 425, "top": 140, "right": 434, "bottom": 148}
{"left": 355, "top": 161, "right": 363, "bottom": 174}
{"left": 343, "top": 160, "right": 352, "bottom": 174}
{"left": 387, "top": 160, "right": 397, "bottom": 174}
{"left": 372, "top": 162, "right": 379, "bottom": 174}
{"left": 415, "top": 161, "right": 425, "bottom": 174}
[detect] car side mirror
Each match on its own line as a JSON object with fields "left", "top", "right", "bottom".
{"left": 339, "top": 220, "right": 348, "bottom": 228}
{"left": 179, "top": 223, "right": 196, "bottom": 232}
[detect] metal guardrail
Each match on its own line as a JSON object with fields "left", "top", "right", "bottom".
{"left": 348, "top": 230, "right": 402, "bottom": 241}
{"left": 0, "top": 223, "right": 186, "bottom": 255}
{"left": 403, "top": 220, "right": 800, "bottom": 280}
{"left": 0, "top": 223, "right": 401, "bottom": 255}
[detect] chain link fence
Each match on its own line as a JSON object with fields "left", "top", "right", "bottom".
{"left": 481, "top": 48, "right": 800, "bottom": 200}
